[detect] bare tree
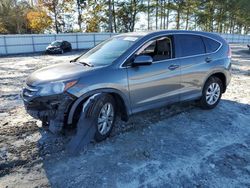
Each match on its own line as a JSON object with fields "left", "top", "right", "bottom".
{"left": 112, "top": 0, "right": 117, "bottom": 32}
{"left": 108, "top": 0, "right": 113, "bottom": 32}
{"left": 155, "top": 0, "right": 158, "bottom": 30}
{"left": 76, "top": 0, "right": 86, "bottom": 32}
{"left": 147, "top": 0, "right": 150, "bottom": 30}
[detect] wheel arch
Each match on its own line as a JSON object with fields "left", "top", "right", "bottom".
{"left": 66, "top": 88, "right": 131, "bottom": 125}
{"left": 203, "top": 72, "right": 227, "bottom": 93}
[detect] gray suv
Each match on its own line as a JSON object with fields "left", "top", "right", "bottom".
{"left": 22, "top": 30, "right": 231, "bottom": 141}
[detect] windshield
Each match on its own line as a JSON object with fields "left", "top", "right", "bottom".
{"left": 77, "top": 36, "right": 139, "bottom": 66}
{"left": 51, "top": 41, "right": 62, "bottom": 46}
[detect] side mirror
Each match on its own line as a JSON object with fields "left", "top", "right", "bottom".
{"left": 132, "top": 55, "right": 153, "bottom": 66}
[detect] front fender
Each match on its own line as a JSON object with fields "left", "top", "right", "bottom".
{"left": 66, "top": 88, "right": 131, "bottom": 125}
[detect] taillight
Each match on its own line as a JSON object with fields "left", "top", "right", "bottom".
{"left": 228, "top": 46, "right": 232, "bottom": 58}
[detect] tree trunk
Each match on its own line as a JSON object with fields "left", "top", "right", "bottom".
{"left": 148, "top": 0, "right": 150, "bottom": 30}
{"left": 239, "top": 24, "right": 243, "bottom": 34}
{"left": 166, "top": 0, "right": 170, "bottom": 29}
{"left": 77, "top": 0, "right": 82, "bottom": 32}
{"left": 176, "top": 7, "right": 180, "bottom": 30}
{"left": 194, "top": 15, "right": 197, "bottom": 31}
{"left": 156, "top": 0, "right": 158, "bottom": 30}
{"left": 208, "top": 5, "right": 214, "bottom": 32}
{"left": 185, "top": 8, "right": 189, "bottom": 30}
{"left": 131, "top": 0, "right": 137, "bottom": 32}
{"left": 160, "top": 0, "right": 163, "bottom": 29}
{"left": 229, "top": 16, "right": 233, "bottom": 34}
{"left": 53, "top": 1, "right": 59, "bottom": 33}
{"left": 112, "top": 0, "right": 117, "bottom": 32}
{"left": 108, "top": 0, "right": 113, "bottom": 32}
{"left": 163, "top": 0, "right": 166, "bottom": 29}
{"left": 14, "top": 0, "right": 21, "bottom": 34}
{"left": 217, "top": 7, "right": 223, "bottom": 33}
{"left": 244, "top": 25, "right": 248, "bottom": 34}
{"left": 232, "top": 19, "right": 235, "bottom": 34}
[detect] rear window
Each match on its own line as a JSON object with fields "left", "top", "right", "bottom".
{"left": 202, "top": 37, "right": 221, "bottom": 53}
{"left": 177, "top": 35, "right": 205, "bottom": 57}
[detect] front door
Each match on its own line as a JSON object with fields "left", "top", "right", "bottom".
{"left": 126, "top": 36, "right": 182, "bottom": 113}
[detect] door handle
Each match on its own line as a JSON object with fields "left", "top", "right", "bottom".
{"left": 205, "top": 57, "right": 212, "bottom": 63}
{"left": 168, "top": 64, "right": 179, "bottom": 71}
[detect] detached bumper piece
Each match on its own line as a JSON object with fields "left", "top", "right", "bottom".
{"left": 22, "top": 84, "right": 75, "bottom": 134}
{"left": 66, "top": 93, "right": 102, "bottom": 154}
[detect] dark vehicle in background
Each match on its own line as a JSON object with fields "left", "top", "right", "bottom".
{"left": 46, "top": 40, "right": 72, "bottom": 54}
{"left": 247, "top": 44, "right": 250, "bottom": 50}
{"left": 22, "top": 30, "right": 231, "bottom": 142}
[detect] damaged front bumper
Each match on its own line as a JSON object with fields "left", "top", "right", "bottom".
{"left": 21, "top": 84, "right": 76, "bottom": 132}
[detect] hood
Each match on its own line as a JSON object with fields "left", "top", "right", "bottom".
{"left": 46, "top": 45, "right": 59, "bottom": 49}
{"left": 26, "top": 62, "right": 94, "bottom": 86}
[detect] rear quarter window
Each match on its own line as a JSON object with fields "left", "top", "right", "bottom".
{"left": 176, "top": 34, "right": 205, "bottom": 57}
{"left": 202, "top": 37, "right": 221, "bottom": 53}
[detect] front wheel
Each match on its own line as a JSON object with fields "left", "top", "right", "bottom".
{"left": 199, "top": 77, "right": 223, "bottom": 109}
{"left": 85, "top": 94, "right": 116, "bottom": 142}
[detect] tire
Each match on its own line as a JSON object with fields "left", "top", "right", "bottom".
{"left": 199, "top": 76, "right": 223, "bottom": 109}
{"left": 85, "top": 94, "right": 116, "bottom": 142}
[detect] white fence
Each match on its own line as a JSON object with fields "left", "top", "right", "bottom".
{"left": 0, "top": 32, "right": 249, "bottom": 55}
{"left": 221, "top": 33, "right": 250, "bottom": 44}
{"left": 0, "top": 33, "right": 116, "bottom": 55}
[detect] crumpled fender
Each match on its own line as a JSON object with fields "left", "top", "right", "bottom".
{"left": 66, "top": 88, "right": 131, "bottom": 125}
{"left": 66, "top": 93, "right": 104, "bottom": 153}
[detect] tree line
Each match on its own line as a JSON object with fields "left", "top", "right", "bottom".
{"left": 0, "top": 0, "right": 250, "bottom": 34}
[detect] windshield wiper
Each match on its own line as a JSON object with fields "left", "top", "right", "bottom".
{"left": 78, "top": 61, "right": 94, "bottom": 67}
{"left": 70, "top": 58, "right": 93, "bottom": 67}
{"left": 70, "top": 58, "right": 78, "bottom": 63}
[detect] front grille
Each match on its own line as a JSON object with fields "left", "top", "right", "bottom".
{"left": 48, "top": 47, "right": 59, "bottom": 51}
{"left": 22, "top": 84, "right": 39, "bottom": 101}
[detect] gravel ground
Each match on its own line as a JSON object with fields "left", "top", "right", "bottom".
{"left": 0, "top": 44, "right": 250, "bottom": 188}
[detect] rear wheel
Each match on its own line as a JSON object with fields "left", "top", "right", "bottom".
{"left": 199, "top": 77, "right": 223, "bottom": 109}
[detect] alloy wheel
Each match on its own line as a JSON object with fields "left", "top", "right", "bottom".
{"left": 206, "top": 82, "right": 221, "bottom": 105}
{"left": 97, "top": 103, "right": 114, "bottom": 135}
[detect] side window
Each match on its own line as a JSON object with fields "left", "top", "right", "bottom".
{"left": 177, "top": 35, "right": 205, "bottom": 57}
{"left": 137, "top": 40, "right": 156, "bottom": 56}
{"left": 202, "top": 37, "right": 221, "bottom": 53}
{"left": 136, "top": 36, "right": 172, "bottom": 61}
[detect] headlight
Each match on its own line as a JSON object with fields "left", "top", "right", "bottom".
{"left": 38, "top": 80, "right": 77, "bottom": 96}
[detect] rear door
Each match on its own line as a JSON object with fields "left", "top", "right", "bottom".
{"left": 65, "top": 41, "right": 71, "bottom": 49}
{"left": 127, "top": 36, "right": 182, "bottom": 113}
{"left": 62, "top": 41, "right": 69, "bottom": 50}
{"left": 174, "top": 34, "right": 208, "bottom": 101}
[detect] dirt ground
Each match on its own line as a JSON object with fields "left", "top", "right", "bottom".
{"left": 0, "top": 44, "right": 250, "bottom": 188}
